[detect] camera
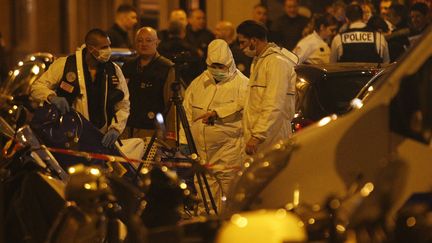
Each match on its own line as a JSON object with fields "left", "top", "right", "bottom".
{"left": 172, "top": 51, "right": 193, "bottom": 65}
{"left": 171, "top": 51, "right": 197, "bottom": 73}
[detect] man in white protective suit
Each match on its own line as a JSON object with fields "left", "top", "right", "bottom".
{"left": 183, "top": 39, "right": 249, "bottom": 212}
{"left": 237, "top": 20, "right": 298, "bottom": 155}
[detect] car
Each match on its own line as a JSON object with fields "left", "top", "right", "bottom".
{"left": 225, "top": 27, "right": 432, "bottom": 238}
{"left": 293, "top": 63, "right": 389, "bottom": 131}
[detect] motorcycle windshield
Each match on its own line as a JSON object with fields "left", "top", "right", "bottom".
{"left": 0, "top": 61, "right": 46, "bottom": 109}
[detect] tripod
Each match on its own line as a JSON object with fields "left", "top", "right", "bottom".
{"left": 134, "top": 64, "right": 218, "bottom": 215}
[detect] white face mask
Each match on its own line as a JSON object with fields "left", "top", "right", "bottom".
{"left": 243, "top": 45, "right": 257, "bottom": 57}
{"left": 208, "top": 67, "right": 230, "bottom": 82}
{"left": 91, "top": 47, "right": 112, "bottom": 63}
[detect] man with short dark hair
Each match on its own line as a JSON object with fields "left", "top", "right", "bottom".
{"left": 377, "top": 0, "right": 395, "bottom": 32}
{"left": 330, "top": 4, "right": 390, "bottom": 63}
{"left": 252, "top": 4, "right": 271, "bottom": 28}
{"left": 271, "top": 0, "right": 309, "bottom": 50}
{"left": 182, "top": 9, "right": 214, "bottom": 84}
{"left": 185, "top": 9, "right": 214, "bottom": 57}
{"left": 107, "top": 4, "right": 138, "bottom": 48}
{"left": 237, "top": 20, "right": 298, "bottom": 155}
{"left": 408, "top": 2, "right": 430, "bottom": 44}
{"left": 387, "top": 3, "right": 410, "bottom": 61}
{"left": 380, "top": 0, "right": 393, "bottom": 19}
{"left": 31, "top": 28, "right": 130, "bottom": 147}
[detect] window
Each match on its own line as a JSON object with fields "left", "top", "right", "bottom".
{"left": 390, "top": 57, "right": 432, "bottom": 144}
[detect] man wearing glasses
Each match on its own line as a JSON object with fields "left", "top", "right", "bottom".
{"left": 121, "top": 27, "right": 176, "bottom": 141}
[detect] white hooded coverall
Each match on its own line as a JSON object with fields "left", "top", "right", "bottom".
{"left": 244, "top": 43, "right": 298, "bottom": 152}
{"left": 183, "top": 39, "right": 249, "bottom": 212}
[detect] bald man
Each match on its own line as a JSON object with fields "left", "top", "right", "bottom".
{"left": 170, "top": 9, "right": 188, "bottom": 27}
{"left": 121, "top": 27, "right": 177, "bottom": 141}
{"left": 214, "top": 21, "right": 236, "bottom": 44}
{"left": 158, "top": 9, "right": 188, "bottom": 41}
{"left": 271, "top": 0, "right": 309, "bottom": 50}
{"left": 215, "top": 21, "right": 252, "bottom": 77}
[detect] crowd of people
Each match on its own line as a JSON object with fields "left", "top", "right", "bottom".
{"left": 29, "top": 0, "right": 430, "bottom": 214}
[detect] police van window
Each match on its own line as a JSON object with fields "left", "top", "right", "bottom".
{"left": 390, "top": 57, "right": 432, "bottom": 144}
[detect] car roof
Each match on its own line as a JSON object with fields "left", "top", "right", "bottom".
{"left": 296, "top": 62, "right": 389, "bottom": 73}
{"left": 296, "top": 63, "right": 393, "bottom": 121}
{"left": 295, "top": 63, "right": 392, "bottom": 85}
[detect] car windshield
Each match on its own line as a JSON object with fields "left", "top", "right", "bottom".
{"left": 301, "top": 73, "right": 374, "bottom": 120}
{"left": 354, "top": 66, "right": 394, "bottom": 103}
{"left": 318, "top": 74, "right": 373, "bottom": 113}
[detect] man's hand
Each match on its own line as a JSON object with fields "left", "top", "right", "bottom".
{"left": 245, "top": 137, "right": 261, "bottom": 155}
{"left": 49, "top": 95, "right": 70, "bottom": 114}
{"left": 102, "top": 129, "right": 120, "bottom": 147}
{"left": 194, "top": 111, "right": 218, "bottom": 125}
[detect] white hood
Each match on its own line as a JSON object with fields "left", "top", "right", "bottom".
{"left": 260, "top": 43, "right": 299, "bottom": 66}
{"left": 206, "top": 39, "right": 237, "bottom": 77}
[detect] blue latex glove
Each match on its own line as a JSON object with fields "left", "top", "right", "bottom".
{"left": 179, "top": 144, "right": 191, "bottom": 155}
{"left": 102, "top": 129, "right": 120, "bottom": 147}
{"left": 49, "top": 96, "right": 70, "bottom": 114}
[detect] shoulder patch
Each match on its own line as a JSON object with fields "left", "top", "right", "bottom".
{"left": 66, "top": 72, "right": 77, "bottom": 82}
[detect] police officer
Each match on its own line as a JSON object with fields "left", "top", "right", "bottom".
{"left": 121, "top": 27, "right": 176, "bottom": 141}
{"left": 293, "top": 14, "right": 338, "bottom": 64}
{"left": 31, "top": 28, "right": 130, "bottom": 148}
{"left": 330, "top": 4, "right": 390, "bottom": 63}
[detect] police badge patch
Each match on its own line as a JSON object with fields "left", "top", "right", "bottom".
{"left": 147, "top": 111, "right": 155, "bottom": 119}
{"left": 66, "top": 72, "right": 77, "bottom": 82}
{"left": 60, "top": 81, "right": 74, "bottom": 93}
